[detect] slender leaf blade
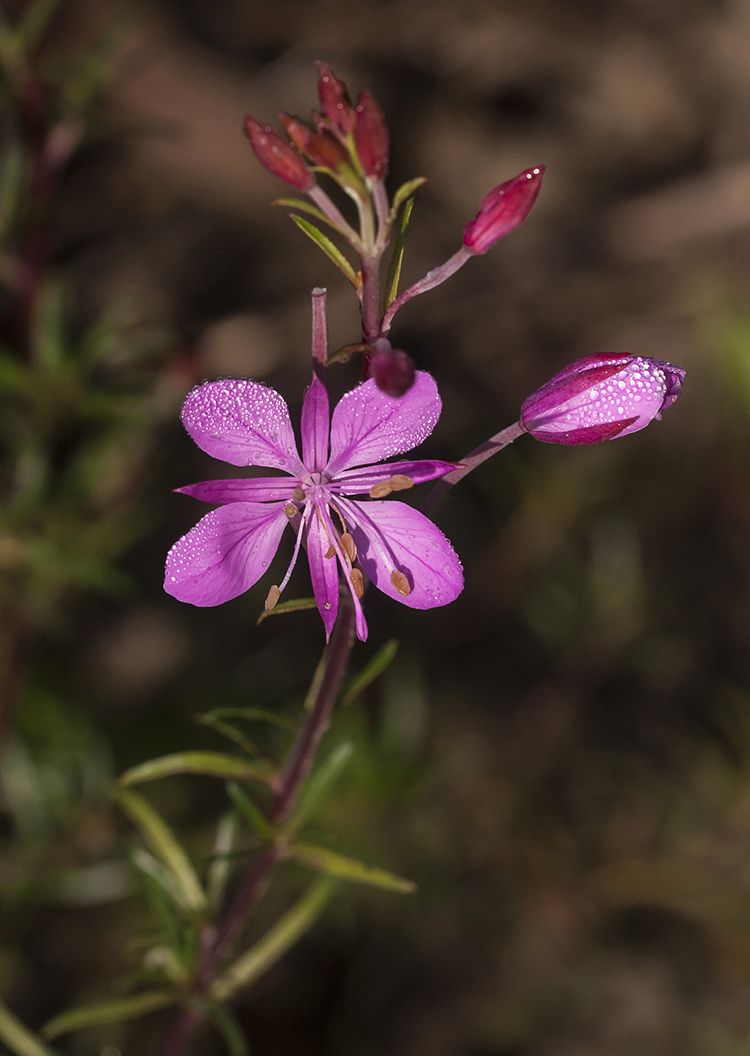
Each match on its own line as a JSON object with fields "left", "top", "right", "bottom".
{"left": 290, "top": 742, "right": 354, "bottom": 831}
{"left": 273, "top": 197, "right": 342, "bottom": 233}
{"left": 256, "top": 596, "right": 318, "bottom": 625}
{"left": 0, "top": 1001, "right": 60, "bottom": 1056}
{"left": 226, "top": 782, "right": 273, "bottom": 841}
{"left": 41, "top": 991, "right": 176, "bottom": 1040}
{"left": 116, "top": 789, "right": 206, "bottom": 912}
{"left": 341, "top": 639, "right": 399, "bottom": 706}
{"left": 205, "top": 1003, "right": 248, "bottom": 1056}
{"left": 210, "top": 878, "right": 335, "bottom": 1001}
{"left": 288, "top": 215, "right": 359, "bottom": 288}
{"left": 391, "top": 176, "right": 427, "bottom": 215}
{"left": 384, "top": 196, "right": 415, "bottom": 310}
{"left": 118, "top": 751, "right": 273, "bottom": 788}
{"left": 291, "top": 843, "right": 416, "bottom": 893}
{"left": 207, "top": 811, "right": 238, "bottom": 913}
{"left": 199, "top": 707, "right": 297, "bottom": 734}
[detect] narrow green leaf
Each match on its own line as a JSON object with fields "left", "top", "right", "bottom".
{"left": 0, "top": 145, "right": 23, "bottom": 242}
{"left": 256, "top": 596, "right": 318, "bottom": 625}
{"left": 226, "top": 782, "right": 273, "bottom": 841}
{"left": 21, "top": 0, "right": 63, "bottom": 50}
{"left": 0, "top": 1000, "right": 60, "bottom": 1056}
{"left": 273, "top": 197, "right": 343, "bottom": 234}
{"left": 326, "top": 343, "right": 369, "bottom": 366}
{"left": 41, "top": 991, "right": 176, "bottom": 1040}
{"left": 0, "top": 349, "right": 34, "bottom": 395}
{"left": 30, "top": 280, "right": 66, "bottom": 370}
{"left": 199, "top": 707, "right": 297, "bottom": 735}
{"left": 291, "top": 843, "right": 416, "bottom": 893}
{"left": 341, "top": 639, "right": 399, "bottom": 706}
{"left": 116, "top": 789, "right": 206, "bottom": 913}
{"left": 210, "top": 878, "right": 335, "bottom": 1001}
{"left": 384, "top": 196, "right": 415, "bottom": 310}
{"left": 196, "top": 715, "right": 259, "bottom": 757}
{"left": 288, "top": 215, "right": 359, "bottom": 288}
{"left": 118, "top": 751, "right": 273, "bottom": 788}
{"left": 207, "top": 811, "right": 238, "bottom": 913}
{"left": 290, "top": 742, "right": 354, "bottom": 832}
{"left": 205, "top": 1002, "right": 248, "bottom": 1056}
{"left": 390, "top": 176, "right": 427, "bottom": 216}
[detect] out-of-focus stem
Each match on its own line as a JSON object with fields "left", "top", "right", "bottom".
{"left": 309, "top": 185, "right": 360, "bottom": 246}
{"left": 359, "top": 254, "right": 381, "bottom": 349}
{"left": 422, "top": 421, "right": 526, "bottom": 517}
{"left": 380, "top": 246, "right": 472, "bottom": 335}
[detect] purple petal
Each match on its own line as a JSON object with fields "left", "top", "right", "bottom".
{"left": 340, "top": 498, "right": 463, "bottom": 610}
{"left": 305, "top": 503, "right": 339, "bottom": 641}
{"left": 326, "top": 372, "right": 442, "bottom": 476}
{"left": 526, "top": 418, "right": 637, "bottom": 445}
{"left": 177, "top": 478, "right": 298, "bottom": 503}
{"left": 164, "top": 502, "right": 288, "bottom": 606}
{"left": 182, "top": 379, "right": 304, "bottom": 472}
{"left": 332, "top": 459, "right": 460, "bottom": 495}
{"left": 301, "top": 376, "right": 330, "bottom": 472}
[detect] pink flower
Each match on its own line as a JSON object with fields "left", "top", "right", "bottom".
{"left": 463, "top": 167, "right": 544, "bottom": 255}
{"left": 165, "top": 373, "right": 463, "bottom": 641}
{"left": 520, "top": 353, "right": 685, "bottom": 444}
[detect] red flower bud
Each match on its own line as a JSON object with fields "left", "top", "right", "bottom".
{"left": 463, "top": 166, "right": 544, "bottom": 255}
{"left": 316, "top": 62, "right": 356, "bottom": 136}
{"left": 244, "top": 116, "right": 313, "bottom": 191}
{"left": 279, "top": 111, "right": 312, "bottom": 154}
{"left": 354, "top": 91, "right": 389, "bottom": 179}
{"left": 370, "top": 343, "right": 415, "bottom": 397}
{"left": 306, "top": 130, "right": 350, "bottom": 171}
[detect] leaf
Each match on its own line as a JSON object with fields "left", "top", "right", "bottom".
{"left": 210, "top": 878, "right": 335, "bottom": 1002}
{"left": 0, "top": 145, "right": 23, "bottom": 243}
{"left": 0, "top": 348, "right": 35, "bottom": 395}
{"left": 256, "top": 596, "right": 319, "bottom": 625}
{"left": 205, "top": 1002, "right": 248, "bottom": 1056}
{"left": 384, "top": 196, "right": 415, "bottom": 310}
{"left": 291, "top": 843, "right": 416, "bottom": 893}
{"left": 390, "top": 176, "right": 427, "bottom": 216}
{"left": 288, "top": 215, "right": 359, "bottom": 288}
{"left": 20, "top": 0, "right": 63, "bottom": 51}
{"left": 0, "top": 1000, "right": 60, "bottom": 1056}
{"left": 207, "top": 811, "right": 238, "bottom": 913}
{"left": 289, "top": 742, "right": 354, "bottom": 832}
{"left": 273, "top": 197, "right": 343, "bottom": 234}
{"left": 341, "top": 639, "right": 399, "bottom": 706}
{"left": 195, "top": 714, "right": 259, "bottom": 757}
{"left": 226, "top": 782, "right": 273, "bottom": 841}
{"left": 41, "top": 991, "right": 176, "bottom": 1040}
{"left": 199, "top": 707, "right": 298, "bottom": 735}
{"left": 325, "top": 343, "right": 369, "bottom": 366}
{"left": 118, "top": 751, "right": 274, "bottom": 788}
{"left": 116, "top": 789, "right": 206, "bottom": 913}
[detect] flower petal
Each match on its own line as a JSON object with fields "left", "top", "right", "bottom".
{"left": 164, "top": 502, "right": 288, "bottom": 606}
{"left": 301, "top": 376, "right": 330, "bottom": 472}
{"left": 177, "top": 478, "right": 298, "bottom": 503}
{"left": 340, "top": 498, "right": 463, "bottom": 610}
{"left": 326, "top": 372, "right": 442, "bottom": 476}
{"left": 332, "top": 459, "right": 460, "bottom": 495}
{"left": 306, "top": 503, "right": 339, "bottom": 641}
{"left": 182, "top": 380, "right": 304, "bottom": 472}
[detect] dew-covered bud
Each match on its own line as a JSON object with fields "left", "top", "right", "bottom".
{"left": 463, "top": 166, "right": 544, "bottom": 255}
{"left": 369, "top": 340, "right": 416, "bottom": 397}
{"left": 244, "top": 116, "right": 314, "bottom": 191}
{"left": 520, "top": 353, "right": 685, "bottom": 445}
{"left": 316, "top": 62, "right": 356, "bottom": 136}
{"left": 354, "top": 91, "right": 389, "bottom": 179}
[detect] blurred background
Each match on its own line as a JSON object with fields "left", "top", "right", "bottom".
{"left": 3, "top": 0, "right": 750, "bottom": 1053}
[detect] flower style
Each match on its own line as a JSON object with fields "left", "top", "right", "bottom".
{"left": 520, "top": 353, "right": 685, "bottom": 444}
{"left": 165, "top": 372, "right": 464, "bottom": 641}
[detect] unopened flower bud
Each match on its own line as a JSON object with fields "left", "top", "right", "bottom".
{"left": 520, "top": 353, "right": 685, "bottom": 445}
{"left": 370, "top": 341, "right": 416, "bottom": 397}
{"left": 354, "top": 91, "right": 389, "bottom": 179}
{"left": 279, "top": 111, "right": 312, "bottom": 153}
{"left": 305, "top": 130, "right": 350, "bottom": 171}
{"left": 463, "top": 166, "right": 544, "bottom": 255}
{"left": 316, "top": 62, "right": 356, "bottom": 136}
{"left": 244, "top": 116, "right": 314, "bottom": 191}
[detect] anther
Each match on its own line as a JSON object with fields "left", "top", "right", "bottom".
{"left": 324, "top": 544, "right": 336, "bottom": 559}
{"left": 390, "top": 570, "right": 411, "bottom": 596}
{"left": 292, "top": 487, "right": 305, "bottom": 502}
{"left": 389, "top": 474, "right": 413, "bottom": 491}
{"left": 369, "top": 481, "right": 392, "bottom": 499}
{"left": 350, "top": 568, "right": 364, "bottom": 598}
{"left": 284, "top": 504, "right": 297, "bottom": 519}
{"left": 265, "top": 585, "right": 281, "bottom": 610}
{"left": 340, "top": 532, "right": 357, "bottom": 563}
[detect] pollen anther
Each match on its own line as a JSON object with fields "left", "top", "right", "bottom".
{"left": 390, "top": 569, "right": 411, "bottom": 596}
{"left": 265, "top": 585, "right": 281, "bottom": 610}
{"left": 324, "top": 544, "right": 336, "bottom": 559}
{"left": 350, "top": 568, "right": 364, "bottom": 598}
{"left": 284, "top": 503, "right": 297, "bottom": 519}
{"left": 389, "top": 474, "right": 413, "bottom": 491}
{"left": 340, "top": 532, "right": 357, "bottom": 563}
{"left": 292, "top": 487, "right": 305, "bottom": 502}
{"left": 369, "top": 481, "right": 393, "bottom": 498}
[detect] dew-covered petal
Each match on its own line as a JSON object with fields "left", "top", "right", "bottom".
{"left": 301, "top": 376, "right": 330, "bottom": 472}
{"left": 306, "top": 503, "right": 339, "bottom": 641}
{"left": 164, "top": 502, "right": 288, "bottom": 606}
{"left": 332, "top": 459, "right": 460, "bottom": 495}
{"left": 340, "top": 498, "right": 463, "bottom": 610}
{"left": 182, "top": 379, "right": 304, "bottom": 472}
{"left": 177, "top": 478, "right": 298, "bottom": 503}
{"left": 326, "top": 372, "right": 442, "bottom": 476}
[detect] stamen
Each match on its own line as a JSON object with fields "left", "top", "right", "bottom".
{"left": 389, "top": 474, "right": 413, "bottom": 491}
{"left": 324, "top": 544, "right": 336, "bottom": 559}
{"left": 284, "top": 503, "right": 297, "bottom": 519}
{"left": 369, "top": 481, "right": 392, "bottom": 498}
{"left": 350, "top": 568, "right": 364, "bottom": 598}
{"left": 390, "top": 570, "right": 411, "bottom": 596}
{"left": 340, "top": 532, "right": 357, "bottom": 563}
{"left": 277, "top": 505, "right": 309, "bottom": 595}
{"left": 265, "top": 585, "right": 281, "bottom": 610}
{"left": 292, "top": 486, "right": 305, "bottom": 502}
